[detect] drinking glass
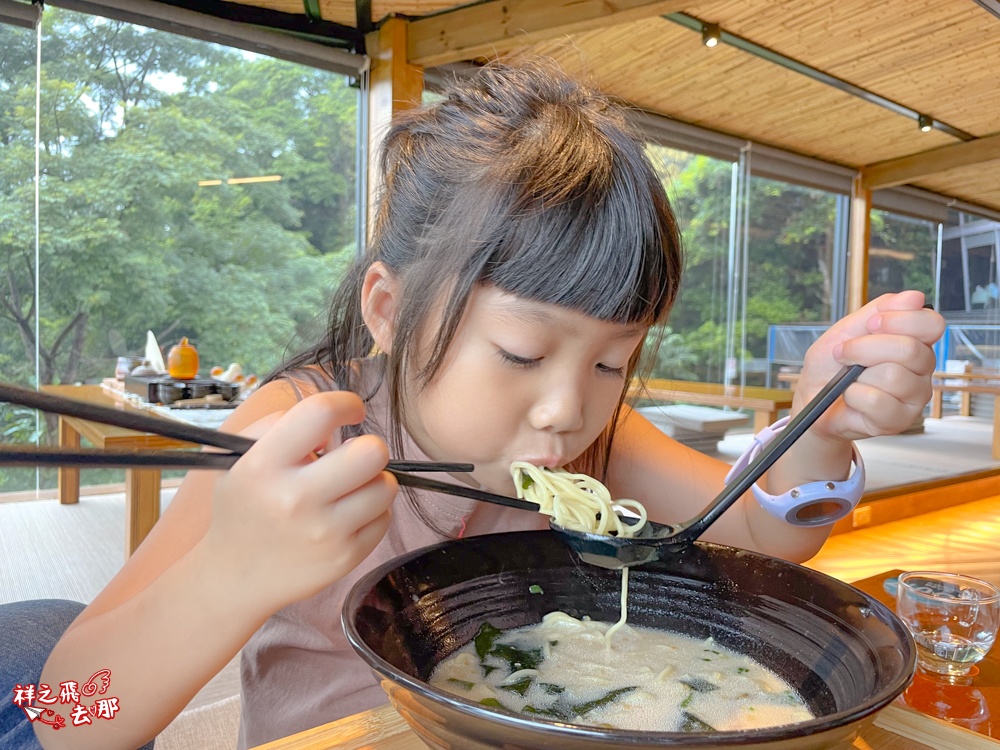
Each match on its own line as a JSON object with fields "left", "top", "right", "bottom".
{"left": 897, "top": 571, "right": 1000, "bottom": 677}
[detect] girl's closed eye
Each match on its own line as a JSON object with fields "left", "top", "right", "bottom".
{"left": 497, "top": 348, "right": 541, "bottom": 369}
{"left": 596, "top": 362, "right": 626, "bottom": 378}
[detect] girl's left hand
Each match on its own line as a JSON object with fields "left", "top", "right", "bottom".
{"left": 796, "top": 290, "right": 946, "bottom": 443}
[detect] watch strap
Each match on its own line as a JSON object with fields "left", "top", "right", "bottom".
{"left": 724, "top": 417, "right": 865, "bottom": 527}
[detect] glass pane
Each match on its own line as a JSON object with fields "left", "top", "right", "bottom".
{"left": 3, "top": 7, "right": 359, "bottom": 493}
{"left": 0, "top": 19, "right": 40, "bottom": 493}
{"left": 645, "top": 150, "right": 841, "bottom": 386}
{"left": 868, "top": 210, "right": 937, "bottom": 302}
{"left": 745, "top": 176, "right": 838, "bottom": 385}
{"left": 646, "top": 145, "right": 732, "bottom": 382}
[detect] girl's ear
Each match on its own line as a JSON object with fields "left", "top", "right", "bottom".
{"left": 361, "top": 262, "right": 400, "bottom": 354}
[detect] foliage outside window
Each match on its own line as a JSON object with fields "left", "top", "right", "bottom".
{"left": 646, "top": 146, "right": 837, "bottom": 385}
{"left": 868, "top": 210, "right": 936, "bottom": 303}
{"left": 0, "top": 8, "right": 358, "bottom": 491}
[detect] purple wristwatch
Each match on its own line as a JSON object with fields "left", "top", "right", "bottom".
{"left": 724, "top": 416, "right": 866, "bottom": 527}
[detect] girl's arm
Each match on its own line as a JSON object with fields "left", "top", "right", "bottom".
{"left": 36, "top": 383, "right": 396, "bottom": 750}
{"left": 607, "top": 291, "right": 944, "bottom": 564}
{"left": 606, "top": 407, "right": 833, "bottom": 562}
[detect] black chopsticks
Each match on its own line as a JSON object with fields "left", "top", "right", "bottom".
{"left": 0, "top": 382, "right": 538, "bottom": 512}
{"left": 1, "top": 382, "right": 251, "bottom": 454}
{"left": 0, "top": 382, "right": 472, "bottom": 474}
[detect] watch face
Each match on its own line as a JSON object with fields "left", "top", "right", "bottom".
{"left": 792, "top": 499, "right": 849, "bottom": 524}
{"left": 739, "top": 422, "right": 865, "bottom": 528}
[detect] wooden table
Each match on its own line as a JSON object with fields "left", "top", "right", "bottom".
{"left": 854, "top": 568, "right": 1000, "bottom": 749}
{"left": 254, "top": 568, "right": 1000, "bottom": 750}
{"left": 40, "top": 384, "right": 195, "bottom": 557}
{"left": 928, "top": 372, "right": 1000, "bottom": 460}
{"left": 632, "top": 378, "right": 794, "bottom": 432}
{"left": 777, "top": 371, "right": 801, "bottom": 388}
{"left": 930, "top": 371, "right": 1000, "bottom": 417}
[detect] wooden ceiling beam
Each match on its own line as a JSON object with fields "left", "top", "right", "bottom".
{"left": 862, "top": 132, "right": 1000, "bottom": 190}
{"left": 408, "top": 0, "right": 692, "bottom": 68}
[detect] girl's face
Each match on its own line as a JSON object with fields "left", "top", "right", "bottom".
{"left": 404, "top": 285, "right": 647, "bottom": 495}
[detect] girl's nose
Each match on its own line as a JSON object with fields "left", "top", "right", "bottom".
{"left": 528, "top": 382, "right": 586, "bottom": 433}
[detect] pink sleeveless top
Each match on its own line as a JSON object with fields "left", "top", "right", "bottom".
{"left": 237, "top": 360, "right": 548, "bottom": 748}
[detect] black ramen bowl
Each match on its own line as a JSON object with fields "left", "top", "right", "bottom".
{"left": 343, "top": 531, "right": 915, "bottom": 750}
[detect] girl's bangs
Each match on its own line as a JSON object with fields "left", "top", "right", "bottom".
{"left": 482, "top": 177, "right": 671, "bottom": 326}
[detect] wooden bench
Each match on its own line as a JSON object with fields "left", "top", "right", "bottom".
{"left": 630, "top": 379, "right": 793, "bottom": 432}
{"left": 928, "top": 377, "right": 1000, "bottom": 460}
{"left": 931, "top": 371, "right": 1000, "bottom": 418}
{"left": 636, "top": 404, "right": 749, "bottom": 452}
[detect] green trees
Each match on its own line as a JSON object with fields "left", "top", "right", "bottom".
{"left": 649, "top": 146, "right": 839, "bottom": 382}
{"left": 0, "top": 8, "right": 357, "bottom": 393}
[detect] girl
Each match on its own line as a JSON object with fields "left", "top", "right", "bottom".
{"left": 35, "top": 60, "right": 943, "bottom": 750}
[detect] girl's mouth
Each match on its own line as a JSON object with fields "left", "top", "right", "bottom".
{"left": 518, "top": 456, "right": 566, "bottom": 470}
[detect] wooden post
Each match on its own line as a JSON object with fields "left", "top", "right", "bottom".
{"left": 124, "top": 469, "right": 161, "bottom": 558}
{"left": 57, "top": 417, "right": 80, "bottom": 505}
{"left": 847, "top": 174, "right": 871, "bottom": 313}
{"left": 365, "top": 17, "right": 424, "bottom": 240}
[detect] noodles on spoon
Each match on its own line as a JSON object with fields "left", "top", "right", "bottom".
{"left": 510, "top": 462, "right": 648, "bottom": 538}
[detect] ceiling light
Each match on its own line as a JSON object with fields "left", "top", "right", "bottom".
{"left": 197, "top": 175, "right": 282, "bottom": 186}
{"left": 702, "top": 22, "right": 721, "bottom": 48}
{"left": 918, "top": 115, "right": 933, "bottom": 132}
{"left": 226, "top": 175, "right": 282, "bottom": 185}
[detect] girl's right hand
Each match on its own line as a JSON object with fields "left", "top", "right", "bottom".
{"left": 202, "top": 390, "right": 397, "bottom": 612}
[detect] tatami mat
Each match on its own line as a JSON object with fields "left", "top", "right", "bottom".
{"left": 0, "top": 491, "right": 147, "bottom": 604}
{"left": 717, "top": 415, "right": 998, "bottom": 491}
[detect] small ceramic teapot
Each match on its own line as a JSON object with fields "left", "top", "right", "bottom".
{"left": 167, "top": 337, "right": 200, "bottom": 380}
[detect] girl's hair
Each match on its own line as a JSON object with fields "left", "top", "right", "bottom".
{"left": 277, "top": 59, "right": 682, "bottom": 525}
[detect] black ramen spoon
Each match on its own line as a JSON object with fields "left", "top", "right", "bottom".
{"left": 552, "top": 363, "right": 865, "bottom": 569}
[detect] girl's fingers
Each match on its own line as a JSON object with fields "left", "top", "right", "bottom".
{"left": 853, "top": 365, "right": 932, "bottom": 408}
{"left": 300, "top": 433, "right": 391, "bottom": 502}
{"left": 842, "top": 371, "right": 932, "bottom": 426}
{"left": 247, "top": 391, "right": 366, "bottom": 467}
{"left": 343, "top": 509, "right": 395, "bottom": 570}
{"left": 829, "top": 291, "right": 926, "bottom": 339}
{"left": 864, "top": 307, "right": 946, "bottom": 345}
{"left": 334, "top": 478, "right": 397, "bottom": 541}
{"left": 840, "top": 383, "right": 912, "bottom": 435}
{"left": 838, "top": 334, "right": 938, "bottom": 375}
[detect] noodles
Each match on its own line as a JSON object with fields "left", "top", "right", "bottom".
{"left": 603, "top": 567, "right": 629, "bottom": 649}
{"left": 510, "top": 462, "right": 648, "bottom": 538}
{"left": 510, "top": 463, "right": 646, "bottom": 645}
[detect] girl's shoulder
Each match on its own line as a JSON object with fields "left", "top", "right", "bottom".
{"left": 220, "top": 364, "right": 342, "bottom": 432}
{"left": 270, "top": 358, "right": 384, "bottom": 403}
{"left": 276, "top": 364, "right": 342, "bottom": 401}
{"left": 233, "top": 357, "right": 386, "bottom": 436}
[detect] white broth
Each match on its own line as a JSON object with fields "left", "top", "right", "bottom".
{"left": 430, "top": 612, "right": 814, "bottom": 732}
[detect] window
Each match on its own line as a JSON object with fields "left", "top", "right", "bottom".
{"left": 868, "top": 210, "right": 937, "bottom": 302}
{"left": 0, "top": 6, "right": 359, "bottom": 493}
{"left": 646, "top": 145, "right": 841, "bottom": 386}
{"left": 0, "top": 16, "right": 40, "bottom": 492}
